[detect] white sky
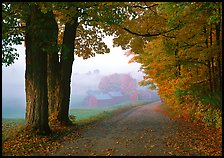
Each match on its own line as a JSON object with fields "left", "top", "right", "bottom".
{"left": 73, "top": 36, "right": 143, "bottom": 77}
{"left": 2, "top": 36, "right": 144, "bottom": 83}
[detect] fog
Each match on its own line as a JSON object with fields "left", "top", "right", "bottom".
{"left": 2, "top": 37, "right": 160, "bottom": 118}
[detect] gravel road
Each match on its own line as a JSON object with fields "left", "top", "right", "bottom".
{"left": 46, "top": 101, "right": 209, "bottom": 156}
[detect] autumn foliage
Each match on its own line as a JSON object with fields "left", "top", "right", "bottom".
{"left": 98, "top": 73, "right": 137, "bottom": 96}
{"left": 117, "top": 2, "right": 222, "bottom": 128}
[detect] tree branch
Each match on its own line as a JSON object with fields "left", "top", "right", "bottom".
{"left": 122, "top": 24, "right": 180, "bottom": 37}
{"left": 191, "top": 79, "right": 209, "bottom": 85}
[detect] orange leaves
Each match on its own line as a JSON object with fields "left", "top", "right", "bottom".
{"left": 53, "top": 10, "right": 61, "bottom": 15}
{"left": 128, "top": 56, "right": 137, "bottom": 64}
{"left": 124, "top": 50, "right": 134, "bottom": 57}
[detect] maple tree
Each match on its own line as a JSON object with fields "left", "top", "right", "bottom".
{"left": 117, "top": 2, "right": 222, "bottom": 128}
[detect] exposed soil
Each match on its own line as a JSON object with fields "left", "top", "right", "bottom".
{"left": 34, "top": 101, "right": 221, "bottom": 156}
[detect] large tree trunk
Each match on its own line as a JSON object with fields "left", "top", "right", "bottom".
{"left": 203, "top": 26, "right": 213, "bottom": 94}
{"left": 174, "top": 42, "right": 181, "bottom": 77}
{"left": 48, "top": 53, "right": 60, "bottom": 120}
{"left": 47, "top": 13, "right": 61, "bottom": 125}
{"left": 25, "top": 5, "right": 53, "bottom": 134}
{"left": 209, "top": 27, "right": 216, "bottom": 92}
{"left": 57, "top": 17, "right": 79, "bottom": 125}
{"left": 215, "top": 5, "right": 222, "bottom": 92}
{"left": 48, "top": 12, "right": 79, "bottom": 125}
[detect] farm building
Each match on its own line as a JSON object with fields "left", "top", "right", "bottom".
{"left": 84, "top": 92, "right": 113, "bottom": 107}
{"left": 83, "top": 88, "right": 160, "bottom": 107}
{"left": 130, "top": 92, "right": 139, "bottom": 101}
{"left": 108, "top": 91, "right": 127, "bottom": 104}
{"left": 84, "top": 90, "right": 127, "bottom": 107}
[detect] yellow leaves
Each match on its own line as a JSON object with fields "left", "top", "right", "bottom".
{"left": 39, "top": 2, "right": 52, "bottom": 14}
{"left": 130, "top": 37, "right": 144, "bottom": 54}
{"left": 106, "top": 2, "right": 114, "bottom": 6}
{"left": 144, "top": 38, "right": 165, "bottom": 55}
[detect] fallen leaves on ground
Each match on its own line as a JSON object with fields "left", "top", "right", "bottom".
{"left": 103, "top": 148, "right": 117, "bottom": 156}
{"left": 2, "top": 124, "right": 81, "bottom": 156}
{"left": 155, "top": 105, "right": 222, "bottom": 156}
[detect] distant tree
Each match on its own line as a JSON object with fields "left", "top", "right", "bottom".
{"left": 98, "top": 73, "right": 138, "bottom": 95}
{"left": 93, "top": 69, "right": 100, "bottom": 74}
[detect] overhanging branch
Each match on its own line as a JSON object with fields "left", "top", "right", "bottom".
{"left": 122, "top": 24, "right": 180, "bottom": 37}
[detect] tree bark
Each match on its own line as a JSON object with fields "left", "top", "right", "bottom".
{"left": 203, "top": 26, "right": 213, "bottom": 94}
{"left": 209, "top": 27, "right": 216, "bottom": 92}
{"left": 48, "top": 12, "right": 79, "bottom": 125}
{"left": 175, "top": 42, "right": 181, "bottom": 77}
{"left": 57, "top": 17, "right": 79, "bottom": 125}
{"left": 25, "top": 5, "right": 52, "bottom": 135}
{"left": 215, "top": 6, "right": 222, "bottom": 92}
{"left": 48, "top": 52, "right": 60, "bottom": 119}
{"left": 47, "top": 12, "right": 61, "bottom": 125}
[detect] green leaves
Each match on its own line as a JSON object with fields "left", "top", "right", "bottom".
{"left": 2, "top": 3, "right": 25, "bottom": 66}
{"left": 2, "top": 37, "right": 22, "bottom": 66}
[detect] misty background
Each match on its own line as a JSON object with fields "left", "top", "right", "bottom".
{"left": 2, "top": 36, "right": 159, "bottom": 118}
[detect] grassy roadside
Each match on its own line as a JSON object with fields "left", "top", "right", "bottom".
{"left": 2, "top": 100, "right": 159, "bottom": 156}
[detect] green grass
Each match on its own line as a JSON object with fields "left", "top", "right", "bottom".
{"left": 69, "top": 108, "right": 109, "bottom": 121}
{"left": 2, "top": 118, "right": 25, "bottom": 124}
{"left": 2, "top": 118, "right": 25, "bottom": 142}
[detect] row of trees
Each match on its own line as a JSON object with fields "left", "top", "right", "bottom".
{"left": 119, "top": 2, "right": 222, "bottom": 127}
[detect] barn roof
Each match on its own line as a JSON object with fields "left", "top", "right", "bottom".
{"left": 87, "top": 90, "right": 123, "bottom": 100}
{"left": 94, "top": 93, "right": 112, "bottom": 100}
{"left": 108, "top": 91, "right": 123, "bottom": 97}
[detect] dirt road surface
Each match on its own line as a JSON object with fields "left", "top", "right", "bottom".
{"left": 43, "top": 101, "right": 219, "bottom": 156}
